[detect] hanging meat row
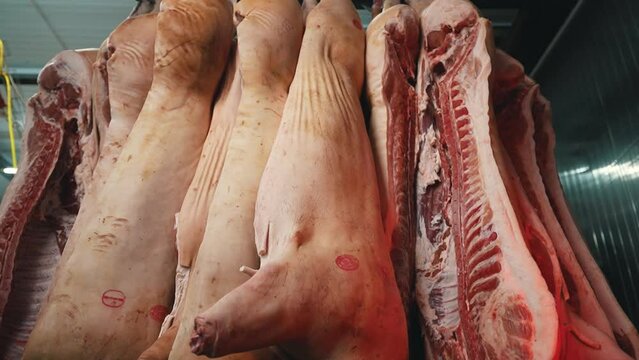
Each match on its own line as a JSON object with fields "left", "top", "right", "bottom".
{"left": 0, "top": 0, "right": 636, "bottom": 359}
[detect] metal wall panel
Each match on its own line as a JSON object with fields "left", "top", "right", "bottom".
{"left": 535, "top": 0, "right": 639, "bottom": 325}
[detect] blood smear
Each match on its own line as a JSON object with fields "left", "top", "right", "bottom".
{"left": 335, "top": 254, "right": 360, "bottom": 271}
{"left": 149, "top": 305, "right": 169, "bottom": 322}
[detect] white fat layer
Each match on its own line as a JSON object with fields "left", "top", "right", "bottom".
{"left": 416, "top": 209, "right": 460, "bottom": 341}
{"left": 421, "top": 0, "right": 475, "bottom": 37}
{"left": 416, "top": 124, "right": 442, "bottom": 193}
{"left": 415, "top": 125, "right": 460, "bottom": 345}
{"left": 366, "top": 9, "right": 391, "bottom": 216}
{"left": 160, "top": 265, "right": 190, "bottom": 335}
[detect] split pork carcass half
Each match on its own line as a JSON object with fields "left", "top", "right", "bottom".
{"left": 189, "top": 0, "right": 408, "bottom": 358}
{"left": 414, "top": 0, "right": 560, "bottom": 358}
{"left": 0, "top": 49, "right": 95, "bottom": 359}
{"left": 46, "top": 3, "right": 156, "bottom": 294}
{"left": 413, "top": 0, "right": 639, "bottom": 359}
{"left": 139, "top": 45, "right": 242, "bottom": 360}
{"left": 65, "top": 15, "right": 156, "bottom": 260}
{"left": 23, "top": 0, "right": 234, "bottom": 358}
{"left": 169, "top": 0, "right": 304, "bottom": 358}
{"left": 140, "top": 0, "right": 304, "bottom": 358}
{"left": 494, "top": 50, "right": 637, "bottom": 358}
{"left": 533, "top": 95, "right": 639, "bottom": 358}
{"left": 3, "top": 15, "right": 158, "bottom": 358}
{"left": 366, "top": 2, "right": 420, "bottom": 318}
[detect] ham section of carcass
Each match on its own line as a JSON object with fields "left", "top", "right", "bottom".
{"left": 166, "top": 0, "right": 304, "bottom": 359}
{"left": 0, "top": 49, "right": 94, "bottom": 360}
{"left": 414, "top": 0, "right": 558, "bottom": 358}
{"left": 23, "top": 0, "right": 234, "bottom": 358}
{"left": 366, "top": 3, "right": 419, "bottom": 318}
{"left": 189, "top": 0, "right": 408, "bottom": 358}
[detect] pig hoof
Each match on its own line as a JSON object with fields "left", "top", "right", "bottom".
{"left": 190, "top": 316, "right": 211, "bottom": 355}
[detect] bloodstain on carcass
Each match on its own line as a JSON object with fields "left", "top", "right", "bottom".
{"left": 335, "top": 255, "right": 359, "bottom": 271}
{"left": 149, "top": 305, "right": 169, "bottom": 322}
{"left": 101, "top": 289, "right": 126, "bottom": 308}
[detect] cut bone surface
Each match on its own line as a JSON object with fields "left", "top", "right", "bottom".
{"left": 189, "top": 0, "right": 407, "bottom": 358}
{"left": 23, "top": 0, "right": 234, "bottom": 357}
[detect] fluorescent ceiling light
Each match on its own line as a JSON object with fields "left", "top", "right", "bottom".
{"left": 593, "top": 162, "right": 639, "bottom": 179}
{"left": 560, "top": 165, "right": 590, "bottom": 176}
{"left": 2, "top": 167, "right": 17, "bottom": 175}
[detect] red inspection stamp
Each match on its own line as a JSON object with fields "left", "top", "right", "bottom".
{"left": 101, "top": 289, "right": 126, "bottom": 308}
{"left": 335, "top": 254, "right": 359, "bottom": 271}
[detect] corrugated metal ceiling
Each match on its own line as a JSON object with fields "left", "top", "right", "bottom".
{"left": 1, "top": 0, "right": 133, "bottom": 69}
{"left": 0, "top": 0, "right": 134, "bottom": 194}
